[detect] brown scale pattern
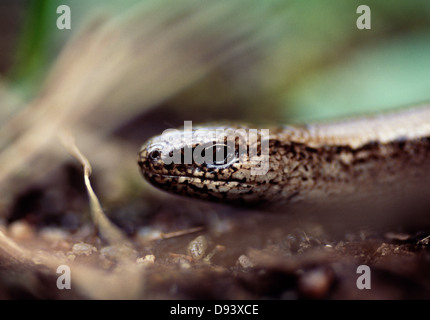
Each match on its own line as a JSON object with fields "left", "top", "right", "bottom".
{"left": 138, "top": 105, "right": 430, "bottom": 206}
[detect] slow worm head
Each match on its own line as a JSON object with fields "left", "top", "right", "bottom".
{"left": 138, "top": 104, "right": 430, "bottom": 206}
{"left": 138, "top": 125, "right": 266, "bottom": 203}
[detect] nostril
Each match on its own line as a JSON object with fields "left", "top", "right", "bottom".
{"left": 149, "top": 150, "right": 161, "bottom": 161}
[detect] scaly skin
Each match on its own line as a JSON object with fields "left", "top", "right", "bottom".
{"left": 138, "top": 104, "right": 430, "bottom": 206}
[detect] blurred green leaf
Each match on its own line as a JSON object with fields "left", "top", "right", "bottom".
{"left": 286, "top": 32, "right": 430, "bottom": 122}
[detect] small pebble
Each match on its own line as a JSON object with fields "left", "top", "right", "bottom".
{"left": 187, "top": 235, "right": 208, "bottom": 261}
{"left": 8, "top": 221, "right": 34, "bottom": 241}
{"left": 237, "top": 254, "right": 254, "bottom": 268}
{"left": 72, "top": 242, "right": 97, "bottom": 256}
{"left": 137, "top": 227, "right": 163, "bottom": 242}
{"left": 298, "top": 267, "right": 333, "bottom": 299}
{"left": 136, "top": 255, "right": 155, "bottom": 266}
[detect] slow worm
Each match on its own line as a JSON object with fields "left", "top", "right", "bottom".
{"left": 138, "top": 104, "right": 430, "bottom": 208}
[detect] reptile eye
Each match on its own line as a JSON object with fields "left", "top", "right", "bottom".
{"left": 149, "top": 150, "right": 161, "bottom": 161}
{"left": 204, "top": 143, "right": 236, "bottom": 167}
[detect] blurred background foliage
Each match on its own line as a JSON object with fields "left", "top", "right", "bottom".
{"left": 2, "top": 0, "right": 430, "bottom": 123}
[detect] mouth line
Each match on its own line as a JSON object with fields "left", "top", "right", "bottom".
{"left": 142, "top": 171, "right": 253, "bottom": 185}
{"left": 143, "top": 171, "right": 224, "bottom": 183}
